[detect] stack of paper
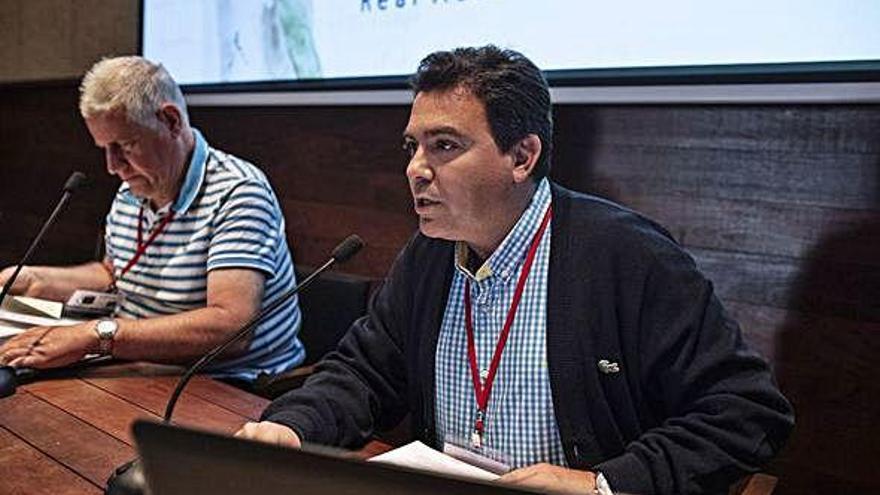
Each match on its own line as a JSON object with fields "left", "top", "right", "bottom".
{"left": 2, "top": 296, "right": 64, "bottom": 319}
{"left": 0, "top": 296, "right": 82, "bottom": 339}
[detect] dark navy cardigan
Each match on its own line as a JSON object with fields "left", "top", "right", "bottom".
{"left": 263, "top": 184, "right": 794, "bottom": 494}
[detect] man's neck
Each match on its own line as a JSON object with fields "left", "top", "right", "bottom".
{"left": 465, "top": 181, "right": 538, "bottom": 261}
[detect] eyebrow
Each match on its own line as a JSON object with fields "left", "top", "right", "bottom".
{"left": 403, "top": 125, "right": 465, "bottom": 140}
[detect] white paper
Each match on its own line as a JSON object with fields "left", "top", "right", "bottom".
{"left": 0, "top": 320, "right": 28, "bottom": 339}
{"left": 0, "top": 308, "right": 84, "bottom": 329}
{"left": 1, "top": 295, "right": 64, "bottom": 319}
{"left": 368, "top": 440, "right": 499, "bottom": 483}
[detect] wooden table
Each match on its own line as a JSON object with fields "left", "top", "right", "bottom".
{"left": 0, "top": 362, "right": 776, "bottom": 495}
{"left": 0, "top": 362, "right": 284, "bottom": 494}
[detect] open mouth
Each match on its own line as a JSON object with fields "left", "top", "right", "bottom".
{"left": 416, "top": 198, "right": 440, "bottom": 208}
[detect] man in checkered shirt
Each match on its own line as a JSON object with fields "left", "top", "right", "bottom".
{"left": 240, "top": 46, "right": 793, "bottom": 495}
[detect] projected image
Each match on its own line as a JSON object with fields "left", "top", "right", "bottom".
{"left": 145, "top": 0, "right": 321, "bottom": 84}
{"left": 143, "top": 0, "right": 880, "bottom": 87}
{"left": 217, "top": 0, "right": 321, "bottom": 81}
{"left": 223, "top": 0, "right": 320, "bottom": 80}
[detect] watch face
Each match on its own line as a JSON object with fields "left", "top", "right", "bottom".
{"left": 97, "top": 319, "right": 117, "bottom": 337}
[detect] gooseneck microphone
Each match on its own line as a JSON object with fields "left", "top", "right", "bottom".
{"left": 0, "top": 171, "right": 88, "bottom": 308}
{"left": 0, "top": 171, "right": 88, "bottom": 399}
{"left": 105, "top": 234, "right": 365, "bottom": 495}
{"left": 163, "top": 234, "right": 364, "bottom": 422}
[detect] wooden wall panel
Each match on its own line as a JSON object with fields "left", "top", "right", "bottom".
{"left": 187, "top": 105, "right": 416, "bottom": 277}
{"left": 1, "top": 82, "right": 878, "bottom": 493}
{"left": 0, "top": 0, "right": 139, "bottom": 83}
{"left": 0, "top": 82, "right": 117, "bottom": 267}
{"left": 553, "top": 104, "right": 880, "bottom": 494}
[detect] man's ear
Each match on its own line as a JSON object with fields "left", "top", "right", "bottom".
{"left": 156, "top": 103, "right": 184, "bottom": 137}
{"left": 511, "top": 134, "right": 542, "bottom": 183}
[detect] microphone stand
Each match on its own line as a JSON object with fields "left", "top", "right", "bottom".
{"left": 0, "top": 171, "right": 88, "bottom": 398}
{"left": 105, "top": 234, "right": 365, "bottom": 495}
{"left": 0, "top": 171, "right": 88, "bottom": 308}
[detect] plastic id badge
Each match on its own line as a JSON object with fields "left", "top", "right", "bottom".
{"left": 443, "top": 435, "right": 512, "bottom": 475}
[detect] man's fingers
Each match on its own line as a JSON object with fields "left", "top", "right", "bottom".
{"left": 9, "top": 355, "right": 37, "bottom": 368}
{"left": 498, "top": 465, "right": 539, "bottom": 483}
{"left": 1, "top": 346, "right": 37, "bottom": 364}
{"left": 234, "top": 422, "right": 259, "bottom": 438}
{"left": 235, "top": 421, "right": 300, "bottom": 448}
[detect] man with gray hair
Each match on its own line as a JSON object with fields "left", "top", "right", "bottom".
{"left": 0, "top": 56, "right": 304, "bottom": 382}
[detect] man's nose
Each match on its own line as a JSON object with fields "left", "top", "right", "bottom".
{"left": 405, "top": 150, "right": 433, "bottom": 187}
{"left": 105, "top": 146, "right": 126, "bottom": 175}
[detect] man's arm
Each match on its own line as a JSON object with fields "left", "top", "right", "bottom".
{"left": 0, "top": 268, "right": 264, "bottom": 368}
{"left": 241, "top": 234, "right": 420, "bottom": 448}
{"left": 0, "top": 261, "right": 113, "bottom": 302}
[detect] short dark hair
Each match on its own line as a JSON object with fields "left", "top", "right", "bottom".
{"left": 410, "top": 45, "right": 553, "bottom": 180}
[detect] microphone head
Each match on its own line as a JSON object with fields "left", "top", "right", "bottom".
{"left": 63, "top": 171, "right": 88, "bottom": 193}
{"left": 331, "top": 234, "right": 365, "bottom": 263}
{"left": 0, "top": 366, "right": 17, "bottom": 398}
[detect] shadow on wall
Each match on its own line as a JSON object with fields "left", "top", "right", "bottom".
{"left": 773, "top": 158, "right": 880, "bottom": 494}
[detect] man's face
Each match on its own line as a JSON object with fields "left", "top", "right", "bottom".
{"left": 403, "top": 88, "right": 519, "bottom": 250}
{"left": 85, "top": 108, "right": 182, "bottom": 205}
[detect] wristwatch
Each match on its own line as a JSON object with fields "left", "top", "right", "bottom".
{"left": 94, "top": 318, "right": 118, "bottom": 356}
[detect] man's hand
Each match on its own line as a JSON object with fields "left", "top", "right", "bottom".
{"left": 0, "top": 265, "right": 40, "bottom": 297}
{"left": 0, "top": 321, "right": 97, "bottom": 369}
{"left": 498, "top": 463, "right": 597, "bottom": 495}
{"left": 235, "top": 421, "right": 302, "bottom": 448}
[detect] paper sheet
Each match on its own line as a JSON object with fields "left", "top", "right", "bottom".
{"left": 0, "top": 308, "right": 83, "bottom": 331}
{"left": 1, "top": 296, "right": 64, "bottom": 319}
{"left": 0, "top": 320, "right": 28, "bottom": 339}
{"left": 368, "top": 440, "right": 499, "bottom": 483}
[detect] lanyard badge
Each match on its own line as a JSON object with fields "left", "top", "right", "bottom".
{"left": 112, "top": 206, "right": 175, "bottom": 290}
{"left": 464, "top": 205, "right": 551, "bottom": 450}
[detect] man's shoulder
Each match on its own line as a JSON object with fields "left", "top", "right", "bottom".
{"left": 204, "top": 146, "right": 273, "bottom": 189}
{"left": 550, "top": 183, "right": 682, "bottom": 259}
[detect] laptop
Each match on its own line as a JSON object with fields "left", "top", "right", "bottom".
{"left": 133, "top": 421, "right": 536, "bottom": 495}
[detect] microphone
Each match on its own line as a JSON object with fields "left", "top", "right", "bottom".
{"left": 0, "top": 367, "right": 35, "bottom": 399}
{"left": 0, "top": 359, "right": 110, "bottom": 399}
{"left": 105, "top": 234, "right": 365, "bottom": 495}
{"left": 0, "top": 171, "right": 88, "bottom": 398}
{"left": 0, "top": 171, "right": 88, "bottom": 308}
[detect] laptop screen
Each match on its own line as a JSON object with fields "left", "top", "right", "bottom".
{"left": 133, "top": 420, "right": 535, "bottom": 495}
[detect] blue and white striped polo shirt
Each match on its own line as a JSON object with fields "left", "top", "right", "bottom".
{"left": 104, "top": 129, "right": 304, "bottom": 381}
{"left": 435, "top": 178, "right": 567, "bottom": 469}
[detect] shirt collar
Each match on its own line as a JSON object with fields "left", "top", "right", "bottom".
{"left": 455, "top": 178, "right": 552, "bottom": 282}
{"left": 119, "top": 128, "right": 208, "bottom": 215}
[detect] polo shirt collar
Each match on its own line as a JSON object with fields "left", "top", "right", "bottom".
{"left": 171, "top": 128, "right": 207, "bottom": 214}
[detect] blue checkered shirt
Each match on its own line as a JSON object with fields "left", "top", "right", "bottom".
{"left": 435, "top": 178, "right": 567, "bottom": 468}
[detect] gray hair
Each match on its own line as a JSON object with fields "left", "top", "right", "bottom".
{"left": 79, "top": 56, "right": 189, "bottom": 128}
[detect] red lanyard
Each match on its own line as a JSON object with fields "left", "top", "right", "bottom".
{"left": 464, "top": 205, "right": 552, "bottom": 449}
{"left": 118, "top": 206, "right": 175, "bottom": 281}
